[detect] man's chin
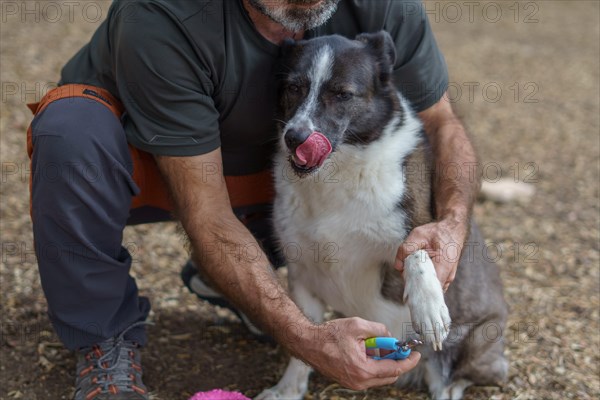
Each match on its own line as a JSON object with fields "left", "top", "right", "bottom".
{"left": 248, "top": 0, "right": 341, "bottom": 32}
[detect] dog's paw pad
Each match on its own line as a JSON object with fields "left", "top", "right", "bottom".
{"left": 402, "top": 250, "right": 452, "bottom": 351}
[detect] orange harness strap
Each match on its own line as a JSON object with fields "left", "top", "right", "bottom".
{"left": 27, "top": 84, "right": 274, "bottom": 213}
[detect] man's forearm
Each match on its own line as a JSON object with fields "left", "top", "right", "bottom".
{"left": 154, "top": 152, "right": 314, "bottom": 359}
{"left": 188, "top": 212, "right": 311, "bottom": 348}
{"left": 419, "top": 99, "right": 480, "bottom": 233}
{"left": 398, "top": 97, "right": 481, "bottom": 288}
{"left": 430, "top": 118, "right": 480, "bottom": 224}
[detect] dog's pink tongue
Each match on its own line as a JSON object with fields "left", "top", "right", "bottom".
{"left": 295, "top": 132, "right": 332, "bottom": 168}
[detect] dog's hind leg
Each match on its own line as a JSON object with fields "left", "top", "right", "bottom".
{"left": 430, "top": 378, "right": 473, "bottom": 400}
{"left": 255, "top": 276, "right": 325, "bottom": 400}
{"left": 423, "top": 351, "right": 472, "bottom": 400}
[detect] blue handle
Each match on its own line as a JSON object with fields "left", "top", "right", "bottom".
{"left": 373, "top": 347, "right": 411, "bottom": 360}
{"left": 370, "top": 337, "right": 398, "bottom": 350}
{"left": 366, "top": 337, "right": 412, "bottom": 360}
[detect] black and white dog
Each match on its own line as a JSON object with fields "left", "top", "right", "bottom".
{"left": 258, "top": 32, "right": 508, "bottom": 400}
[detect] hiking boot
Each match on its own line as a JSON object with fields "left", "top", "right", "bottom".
{"left": 74, "top": 322, "right": 149, "bottom": 400}
{"left": 181, "top": 259, "right": 270, "bottom": 341}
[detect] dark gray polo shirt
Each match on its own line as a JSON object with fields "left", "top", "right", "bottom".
{"left": 60, "top": 0, "right": 448, "bottom": 175}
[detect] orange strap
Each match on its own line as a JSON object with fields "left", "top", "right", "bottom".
{"left": 27, "top": 84, "right": 274, "bottom": 213}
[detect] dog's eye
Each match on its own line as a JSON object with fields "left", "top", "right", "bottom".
{"left": 287, "top": 84, "right": 301, "bottom": 93}
{"left": 335, "top": 92, "right": 353, "bottom": 101}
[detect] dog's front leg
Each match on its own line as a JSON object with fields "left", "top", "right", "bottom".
{"left": 255, "top": 275, "right": 325, "bottom": 400}
{"left": 403, "top": 250, "right": 451, "bottom": 350}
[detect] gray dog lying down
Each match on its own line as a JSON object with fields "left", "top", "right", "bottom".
{"left": 257, "top": 31, "right": 508, "bottom": 400}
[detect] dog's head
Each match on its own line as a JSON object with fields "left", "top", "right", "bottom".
{"left": 277, "top": 31, "right": 401, "bottom": 175}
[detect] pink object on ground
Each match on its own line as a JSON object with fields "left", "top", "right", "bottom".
{"left": 189, "top": 389, "right": 251, "bottom": 400}
{"left": 295, "top": 131, "right": 332, "bottom": 168}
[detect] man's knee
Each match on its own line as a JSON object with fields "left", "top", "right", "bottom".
{"left": 30, "top": 97, "right": 135, "bottom": 193}
{"left": 32, "top": 97, "right": 129, "bottom": 164}
{"left": 29, "top": 97, "right": 138, "bottom": 224}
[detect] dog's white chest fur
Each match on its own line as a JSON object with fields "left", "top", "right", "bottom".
{"left": 273, "top": 111, "right": 422, "bottom": 334}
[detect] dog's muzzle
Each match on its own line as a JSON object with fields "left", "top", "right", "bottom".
{"left": 285, "top": 130, "right": 332, "bottom": 172}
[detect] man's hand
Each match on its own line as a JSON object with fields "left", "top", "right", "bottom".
{"left": 298, "top": 317, "right": 421, "bottom": 390}
{"left": 395, "top": 218, "right": 468, "bottom": 292}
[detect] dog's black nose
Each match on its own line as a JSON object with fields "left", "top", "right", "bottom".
{"left": 284, "top": 128, "right": 311, "bottom": 151}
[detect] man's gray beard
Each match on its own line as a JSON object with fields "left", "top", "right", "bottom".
{"left": 248, "top": 0, "right": 341, "bottom": 32}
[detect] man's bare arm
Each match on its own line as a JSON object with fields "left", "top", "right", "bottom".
{"left": 420, "top": 95, "right": 480, "bottom": 226}
{"left": 155, "top": 149, "right": 307, "bottom": 345}
{"left": 396, "top": 95, "right": 480, "bottom": 291}
{"left": 155, "top": 148, "right": 419, "bottom": 389}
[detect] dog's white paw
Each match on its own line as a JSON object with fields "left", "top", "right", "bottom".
{"left": 432, "top": 378, "right": 472, "bottom": 400}
{"left": 255, "top": 358, "right": 311, "bottom": 400}
{"left": 254, "top": 384, "right": 305, "bottom": 400}
{"left": 403, "top": 250, "right": 451, "bottom": 351}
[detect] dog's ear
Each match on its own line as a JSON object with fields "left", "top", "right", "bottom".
{"left": 355, "top": 31, "right": 396, "bottom": 83}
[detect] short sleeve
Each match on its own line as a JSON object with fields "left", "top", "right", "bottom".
{"left": 111, "top": 2, "right": 220, "bottom": 156}
{"left": 386, "top": 1, "right": 448, "bottom": 112}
